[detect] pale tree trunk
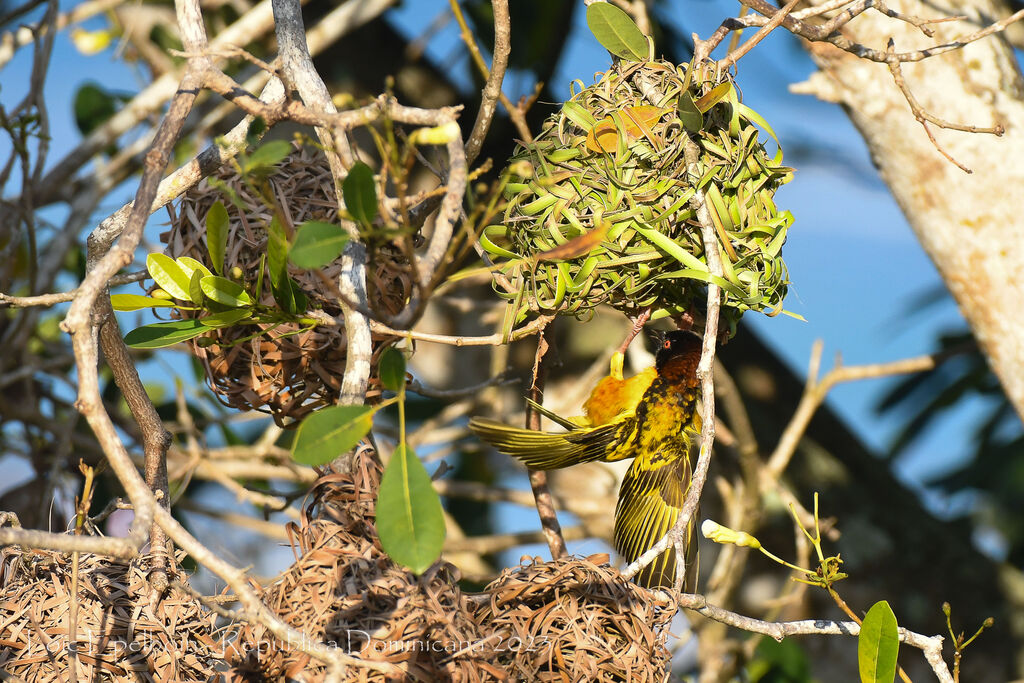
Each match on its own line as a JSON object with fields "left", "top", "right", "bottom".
{"left": 793, "top": 0, "right": 1024, "bottom": 420}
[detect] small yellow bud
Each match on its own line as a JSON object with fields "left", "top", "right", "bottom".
{"left": 701, "top": 519, "right": 761, "bottom": 549}
{"left": 70, "top": 27, "right": 113, "bottom": 56}
{"left": 331, "top": 92, "right": 354, "bottom": 109}
{"left": 507, "top": 161, "right": 534, "bottom": 179}
{"left": 408, "top": 121, "right": 462, "bottom": 146}
{"left": 230, "top": 266, "right": 244, "bottom": 280}
{"left": 151, "top": 288, "right": 173, "bottom": 300}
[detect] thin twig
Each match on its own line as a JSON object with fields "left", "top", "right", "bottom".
{"left": 0, "top": 272, "right": 146, "bottom": 308}
{"left": 79, "top": 0, "right": 387, "bottom": 238}
{"left": 721, "top": 0, "right": 800, "bottom": 68}
{"left": 449, "top": 0, "right": 532, "bottom": 143}
{"left": 665, "top": 592, "right": 954, "bottom": 683}
{"left": 444, "top": 525, "right": 586, "bottom": 555}
{"left": 884, "top": 38, "right": 1003, "bottom": 174}
{"left": 434, "top": 479, "right": 608, "bottom": 517}
{"left": 368, "top": 314, "right": 554, "bottom": 346}
{"left": 765, "top": 342, "right": 969, "bottom": 479}
{"left": 463, "top": 0, "right": 510, "bottom": 164}
{"left": 525, "top": 325, "right": 568, "bottom": 559}
{"left": 716, "top": 0, "right": 1024, "bottom": 65}
{"left": 407, "top": 371, "right": 517, "bottom": 399}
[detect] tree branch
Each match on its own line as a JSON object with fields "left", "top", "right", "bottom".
{"left": 462, "top": 0, "right": 510, "bottom": 165}
{"left": 668, "top": 592, "right": 954, "bottom": 683}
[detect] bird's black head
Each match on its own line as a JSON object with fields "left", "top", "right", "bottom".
{"left": 654, "top": 330, "right": 703, "bottom": 374}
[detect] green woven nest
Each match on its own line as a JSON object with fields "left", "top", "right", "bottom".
{"left": 483, "top": 59, "right": 794, "bottom": 330}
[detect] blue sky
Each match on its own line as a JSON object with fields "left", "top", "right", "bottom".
{"left": 0, "top": 0, "right": 1001, "bottom": 573}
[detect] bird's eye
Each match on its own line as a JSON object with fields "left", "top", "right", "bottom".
{"left": 663, "top": 339, "right": 671, "bottom": 349}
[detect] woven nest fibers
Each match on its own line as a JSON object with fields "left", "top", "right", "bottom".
{"left": 165, "top": 144, "right": 407, "bottom": 424}
{"left": 225, "top": 458, "right": 490, "bottom": 682}
{"left": 0, "top": 548, "right": 221, "bottom": 682}
{"left": 485, "top": 59, "right": 793, "bottom": 331}
{"left": 473, "top": 555, "right": 675, "bottom": 682}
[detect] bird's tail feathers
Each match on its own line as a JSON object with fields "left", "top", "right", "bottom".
{"left": 614, "top": 455, "right": 697, "bottom": 590}
{"left": 468, "top": 417, "right": 618, "bottom": 470}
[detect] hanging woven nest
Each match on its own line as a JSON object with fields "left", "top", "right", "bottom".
{"left": 472, "top": 554, "right": 675, "bottom": 681}
{"left": 164, "top": 144, "right": 408, "bottom": 425}
{"left": 0, "top": 547, "right": 221, "bottom": 682}
{"left": 224, "top": 455, "right": 489, "bottom": 682}
{"left": 484, "top": 59, "right": 793, "bottom": 333}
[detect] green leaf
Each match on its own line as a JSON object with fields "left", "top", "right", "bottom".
{"left": 110, "top": 294, "right": 178, "bottom": 311}
{"left": 289, "top": 279, "right": 308, "bottom": 314}
{"left": 586, "top": 3, "right": 648, "bottom": 61}
{"left": 73, "top": 82, "right": 119, "bottom": 136}
{"left": 343, "top": 162, "right": 378, "bottom": 225}
{"left": 289, "top": 221, "right": 349, "bottom": 269}
{"left": 123, "top": 319, "right": 207, "bottom": 349}
{"left": 677, "top": 93, "right": 704, "bottom": 132}
{"left": 199, "top": 308, "right": 252, "bottom": 328}
{"left": 859, "top": 601, "right": 900, "bottom": 683}
{"left": 266, "top": 216, "right": 295, "bottom": 313}
{"left": 206, "top": 201, "right": 229, "bottom": 275}
{"left": 694, "top": 82, "right": 733, "bottom": 114}
{"left": 291, "top": 404, "right": 375, "bottom": 466}
{"left": 747, "top": 639, "right": 811, "bottom": 683}
{"left": 561, "top": 100, "right": 597, "bottom": 130}
{"left": 378, "top": 347, "right": 406, "bottom": 392}
{"left": 245, "top": 116, "right": 267, "bottom": 148}
{"left": 188, "top": 269, "right": 204, "bottom": 306}
{"left": 244, "top": 140, "right": 291, "bottom": 173}
{"left": 200, "top": 275, "right": 254, "bottom": 307}
{"left": 176, "top": 256, "right": 213, "bottom": 282}
{"left": 377, "top": 444, "right": 445, "bottom": 574}
{"left": 146, "top": 253, "right": 194, "bottom": 302}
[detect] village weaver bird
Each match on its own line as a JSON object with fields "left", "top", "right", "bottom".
{"left": 468, "top": 330, "right": 702, "bottom": 588}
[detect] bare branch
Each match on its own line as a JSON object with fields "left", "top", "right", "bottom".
{"left": 449, "top": 0, "right": 532, "bottom": 144}
{"left": 883, "top": 38, "right": 1003, "bottom": 174}
{"left": 719, "top": 0, "right": 1024, "bottom": 64}
{"left": 525, "top": 326, "right": 568, "bottom": 559}
{"left": 0, "top": 272, "right": 145, "bottom": 308}
{"left": 463, "top": 0, "right": 510, "bottom": 164}
{"left": 668, "top": 592, "right": 954, "bottom": 683}
{"left": 38, "top": 0, "right": 286, "bottom": 197}
{"left": 444, "top": 525, "right": 587, "bottom": 555}
{"left": 720, "top": 0, "right": 800, "bottom": 68}
{"left": 765, "top": 344, "right": 969, "bottom": 480}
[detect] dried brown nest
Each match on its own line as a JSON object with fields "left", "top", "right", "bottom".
{"left": 165, "top": 144, "right": 409, "bottom": 425}
{"left": 221, "top": 452, "right": 676, "bottom": 681}
{"left": 224, "top": 455, "right": 491, "bottom": 682}
{"left": 473, "top": 555, "right": 675, "bottom": 682}
{"left": 0, "top": 546, "right": 221, "bottom": 682}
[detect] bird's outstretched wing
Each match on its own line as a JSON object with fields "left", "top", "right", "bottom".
{"left": 613, "top": 452, "right": 695, "bottom": 589}
{"left": 468, "top": 417, "right": 623, "bottom": 470}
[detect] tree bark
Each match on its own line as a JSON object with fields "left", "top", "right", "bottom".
{"left": 794, "top": 0, "right": 1024, "bottom": 420}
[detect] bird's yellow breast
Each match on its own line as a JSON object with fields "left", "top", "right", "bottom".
{"left": 582, "top": 366, "right": 657, "bottom": 426}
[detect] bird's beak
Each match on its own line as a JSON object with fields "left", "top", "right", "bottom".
{"left": 646, "top": 328, "right": 666, "bottom": 347}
